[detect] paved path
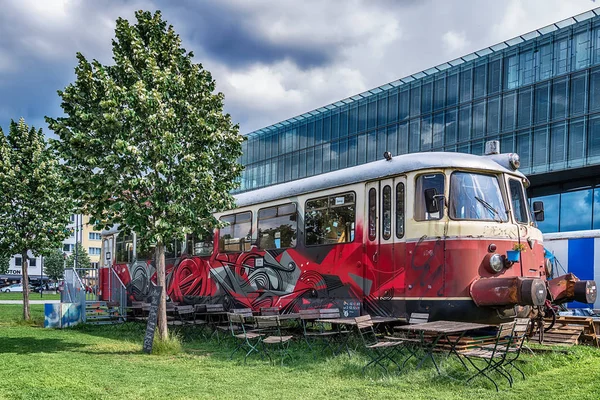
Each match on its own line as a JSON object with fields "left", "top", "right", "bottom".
{"left": 0, "top": 300, "right": 59, "bottom": 304}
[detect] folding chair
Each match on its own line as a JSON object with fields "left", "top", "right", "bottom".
{"left": 255, "top": 316, "right": 293, "bottom": 365}
{"left": 319, "top": 308, "right": 352, "bottom": 356}
{"left": 260, "top": 306, "right": 280, "bottom": 316}
{"left": 300, "top": 309, "right": 339, "bottom": 357}
{"left": 461, "top": 321, "right": 516, "bottom": 392}
{"left": 173, "top": 305, "right": 195, "bottom": 326}
{"left": 355, "top": 315, "right": 407, "bottom": 375}
{"left": 500, "top": 318, "right": 531, "bottom": 385}
{"left": 228, "top": 313, "right": 264, "bottom": 364}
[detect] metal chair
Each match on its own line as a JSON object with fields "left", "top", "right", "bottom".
{"left": 355, "top": 315, "right": 407, "bottom": 375}
{"left": 228, "top": 313, "right": 264, "bottom": 364}
{"left": 299, "top": 309, "right": 339, "bottom": 357}
{"left": 255, "top": 316, "right": 293, "bottom": 365}
{"left": 461, "top": 321, "right": 516, "bottom": 392}
{"left": 499, "top": 318, "right": 531, "bottom": 386}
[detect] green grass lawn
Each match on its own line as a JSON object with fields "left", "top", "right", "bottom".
{"left": 1, "top": 306, "right": 600, "bottom": 400}
{"left": 0, "top": 292, "right": 60, "bottom": 301}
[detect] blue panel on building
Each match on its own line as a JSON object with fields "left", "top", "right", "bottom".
{"left": 567, "top": 238, "right": 595, "bottom": 307}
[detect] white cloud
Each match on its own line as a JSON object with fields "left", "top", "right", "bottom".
{"left": 442, "top": 31, "right": 469, "bottom": 53}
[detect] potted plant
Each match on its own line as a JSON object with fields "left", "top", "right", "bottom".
{"left": 507, "top": 243, "right": 526, "bottom": 262}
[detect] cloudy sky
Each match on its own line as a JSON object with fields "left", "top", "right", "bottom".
{"left": 0, "top": 0, "right": 598, "bottom": 136}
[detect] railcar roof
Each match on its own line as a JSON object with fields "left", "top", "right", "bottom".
{"left": 234, "top": 152, "right": 526, "bottom": 208}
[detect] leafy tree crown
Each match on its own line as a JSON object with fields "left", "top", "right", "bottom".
{"left": 0, "top": 119, "right": 72, "bottom": 257}
{"left": 47, "top": 10, "right": 244, "bottom": 247}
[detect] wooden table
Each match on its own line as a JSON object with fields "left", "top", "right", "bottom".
{"left": 395, "top": 321, "right": 492, "bottom": 374}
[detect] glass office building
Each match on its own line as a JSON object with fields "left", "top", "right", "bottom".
{"left": 239, "top": 8, "right": 600, "bottom": 234}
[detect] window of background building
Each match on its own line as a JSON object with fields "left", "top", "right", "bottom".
{"left": 29, "top": 258, "right": 36, "bottom": 267}
{"left": 560, "top": 189, "right": 593, "bottom": 232}
{"left": 88, "top": 247, "right": 101, "bottom": 256}
{"left": 219, "top": 212, "right": 252, "bottom": 252}
{"left": 257, "top": 203, "right": 297, "bottom": 250}
{"left": 15, "top": 257, "right": 21, "bottom": 266}
{"left": 91, "top": 262, "right": 99, "bottom": 269}
{"left": 594, "top": 187, "right": 600, "bottom": 230}
{"left": 62, "top": 244, "right": 74, "bottom": 252}
{"left": 533, "top": 194, "right": 560, "bottom": 233}
{"left": 88, "top": 232, "right": 101, "bottom": 240}
{"left": 305, "top": 192, "right": 355, "bottom": 246}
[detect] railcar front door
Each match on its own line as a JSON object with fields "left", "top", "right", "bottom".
{"left": 364, "top": 178, "right": 407, "bottom": 317}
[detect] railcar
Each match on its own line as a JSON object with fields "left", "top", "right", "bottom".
{"left": 100, "top": 148, "right": 597, "bottom": 323}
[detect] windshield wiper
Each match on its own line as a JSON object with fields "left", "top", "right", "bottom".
{"left": 474, "top": 196, "right": 503, "bottom": 223}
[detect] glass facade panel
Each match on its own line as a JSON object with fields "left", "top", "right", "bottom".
{"left": 550, "top": 122, "right": 566, "bottom": 168}
{"left": 432, "top": 112, "right": 444, "bottom": 149}
{"left": 447, "top": 73, "right": 458, "bottom": 106}
{"left": 568, "top": 118, "right": 586, "bottom": 167}
{"left": 445, "top": 109, "right": 458, "bottom": 145}
{"left": 560, "top": 189, "right": 593, "bottom": 231}
{"left": 517, "top": 88, "right": 532, "bottom": 128}
{"left": 421, "top": 116, "right": 432, "bottom": 151}
{"left": 487, "top": 97, "right": 500, "bottom": 135}
{"left": 535, "top": 194, "right": 560, "bottom": 233}
{"left": 502, "top": 92, "right": 516, "bottom": 132}
{"left": 473, "top": 64, "right": 487, "bottom": 99}
{"left": 409, "top": 119, "right": 420, "bottom": 153}
{"left": 570, "top": 72, "right": 587, "bottom": 115}
{"left": 534, "top": 82, "right": 550, "bottom": 124}
{"left": 551, "top": 78, "right": 568, "bottom": 120}
{"left": 594, "top": 187, "right": 600, "bottom": 229}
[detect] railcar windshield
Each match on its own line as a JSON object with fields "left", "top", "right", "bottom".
{"left": 449, "top": 172, "right": 508, "bottom": 222}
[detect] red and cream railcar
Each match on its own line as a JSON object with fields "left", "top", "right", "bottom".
{"left": 100, "top": 151, "right": 596, "bottom": 323}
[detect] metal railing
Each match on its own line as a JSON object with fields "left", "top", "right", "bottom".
{"left": 61, "top": 268, "right": 87, "bottom": 322}
{"left": 75, "top": 268, "right": 99, "bottom": 302}
{"left": 109, "top": 268, "right": 128, "bottom": 321}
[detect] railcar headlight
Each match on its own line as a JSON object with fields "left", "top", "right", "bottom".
{"left": 545, "top": 258, "right": 553, "bottom": 277}
{"left": 489, "top": 254, "right": 504, "bottom": 273}
{"left": 508, "top": 153, "right": 520, "bottom": 170}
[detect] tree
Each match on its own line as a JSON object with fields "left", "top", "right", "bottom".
{"left": 44, "top": 248, "right": 66, "bottom": 281}
{"left": 0, "top": 254, "right": 9, "bottom": 275}
{"left": 47, "top": 10, "right": 244, "bottom": 340}
{"left": 0, "top": 119, "right": 72, "bottom": 320}
{"left": 66, "top": 243, "right": 92, "bottom": 270}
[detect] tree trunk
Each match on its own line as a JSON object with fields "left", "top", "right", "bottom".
{"left": 22, "top": 251, "right": 31, "bottom": 321}
{"left": 155, "top": 243, "right": 168, "bottom": 341}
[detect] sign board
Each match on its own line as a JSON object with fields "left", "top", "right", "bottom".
{"left": 143, "top": 285, "right": 162, "bottom": 354}
{"left": 342, "top": 300, "right": 361, "bottom": 317}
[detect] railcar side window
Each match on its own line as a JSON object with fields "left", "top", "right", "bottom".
{"left": 305, "top": 192, "right": 355, "bottom": 246}
{"left": 449, "top": 172, "right": 508, "bottom": 221}
{"left": 115, "top": 235, "right": 133, "bottom": 263}
{"left": 257, "top": 203, "right": 297, "bottom": 249}
{"left": 368, "top": 188, "right": 377, "bottom": 241}
{"left": 219, "top": 212, "right": 252, "bottom": 252}
{"left": 396, "top": 182, "right": 405, "bottom": 238}
{"left": 136, "top": 238, "right": 155, "bottom": 261}
{"left": 382, "top": 185, "right": 392, "bottom": 240}
{"left": 415, "top": 173, "right": 445, "bottom": 221}
{"left": 186, "top": 233, "right": 214, "bottom": 256}
{"left": 509, "top": 179, "right": 528, "bottom": 223}
{"left": 165, "top": 239, "right": 183, "bottom": 259}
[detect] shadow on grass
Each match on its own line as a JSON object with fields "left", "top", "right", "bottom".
{"left": 0, "top": 336, "right": 87, "bottom": 354}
